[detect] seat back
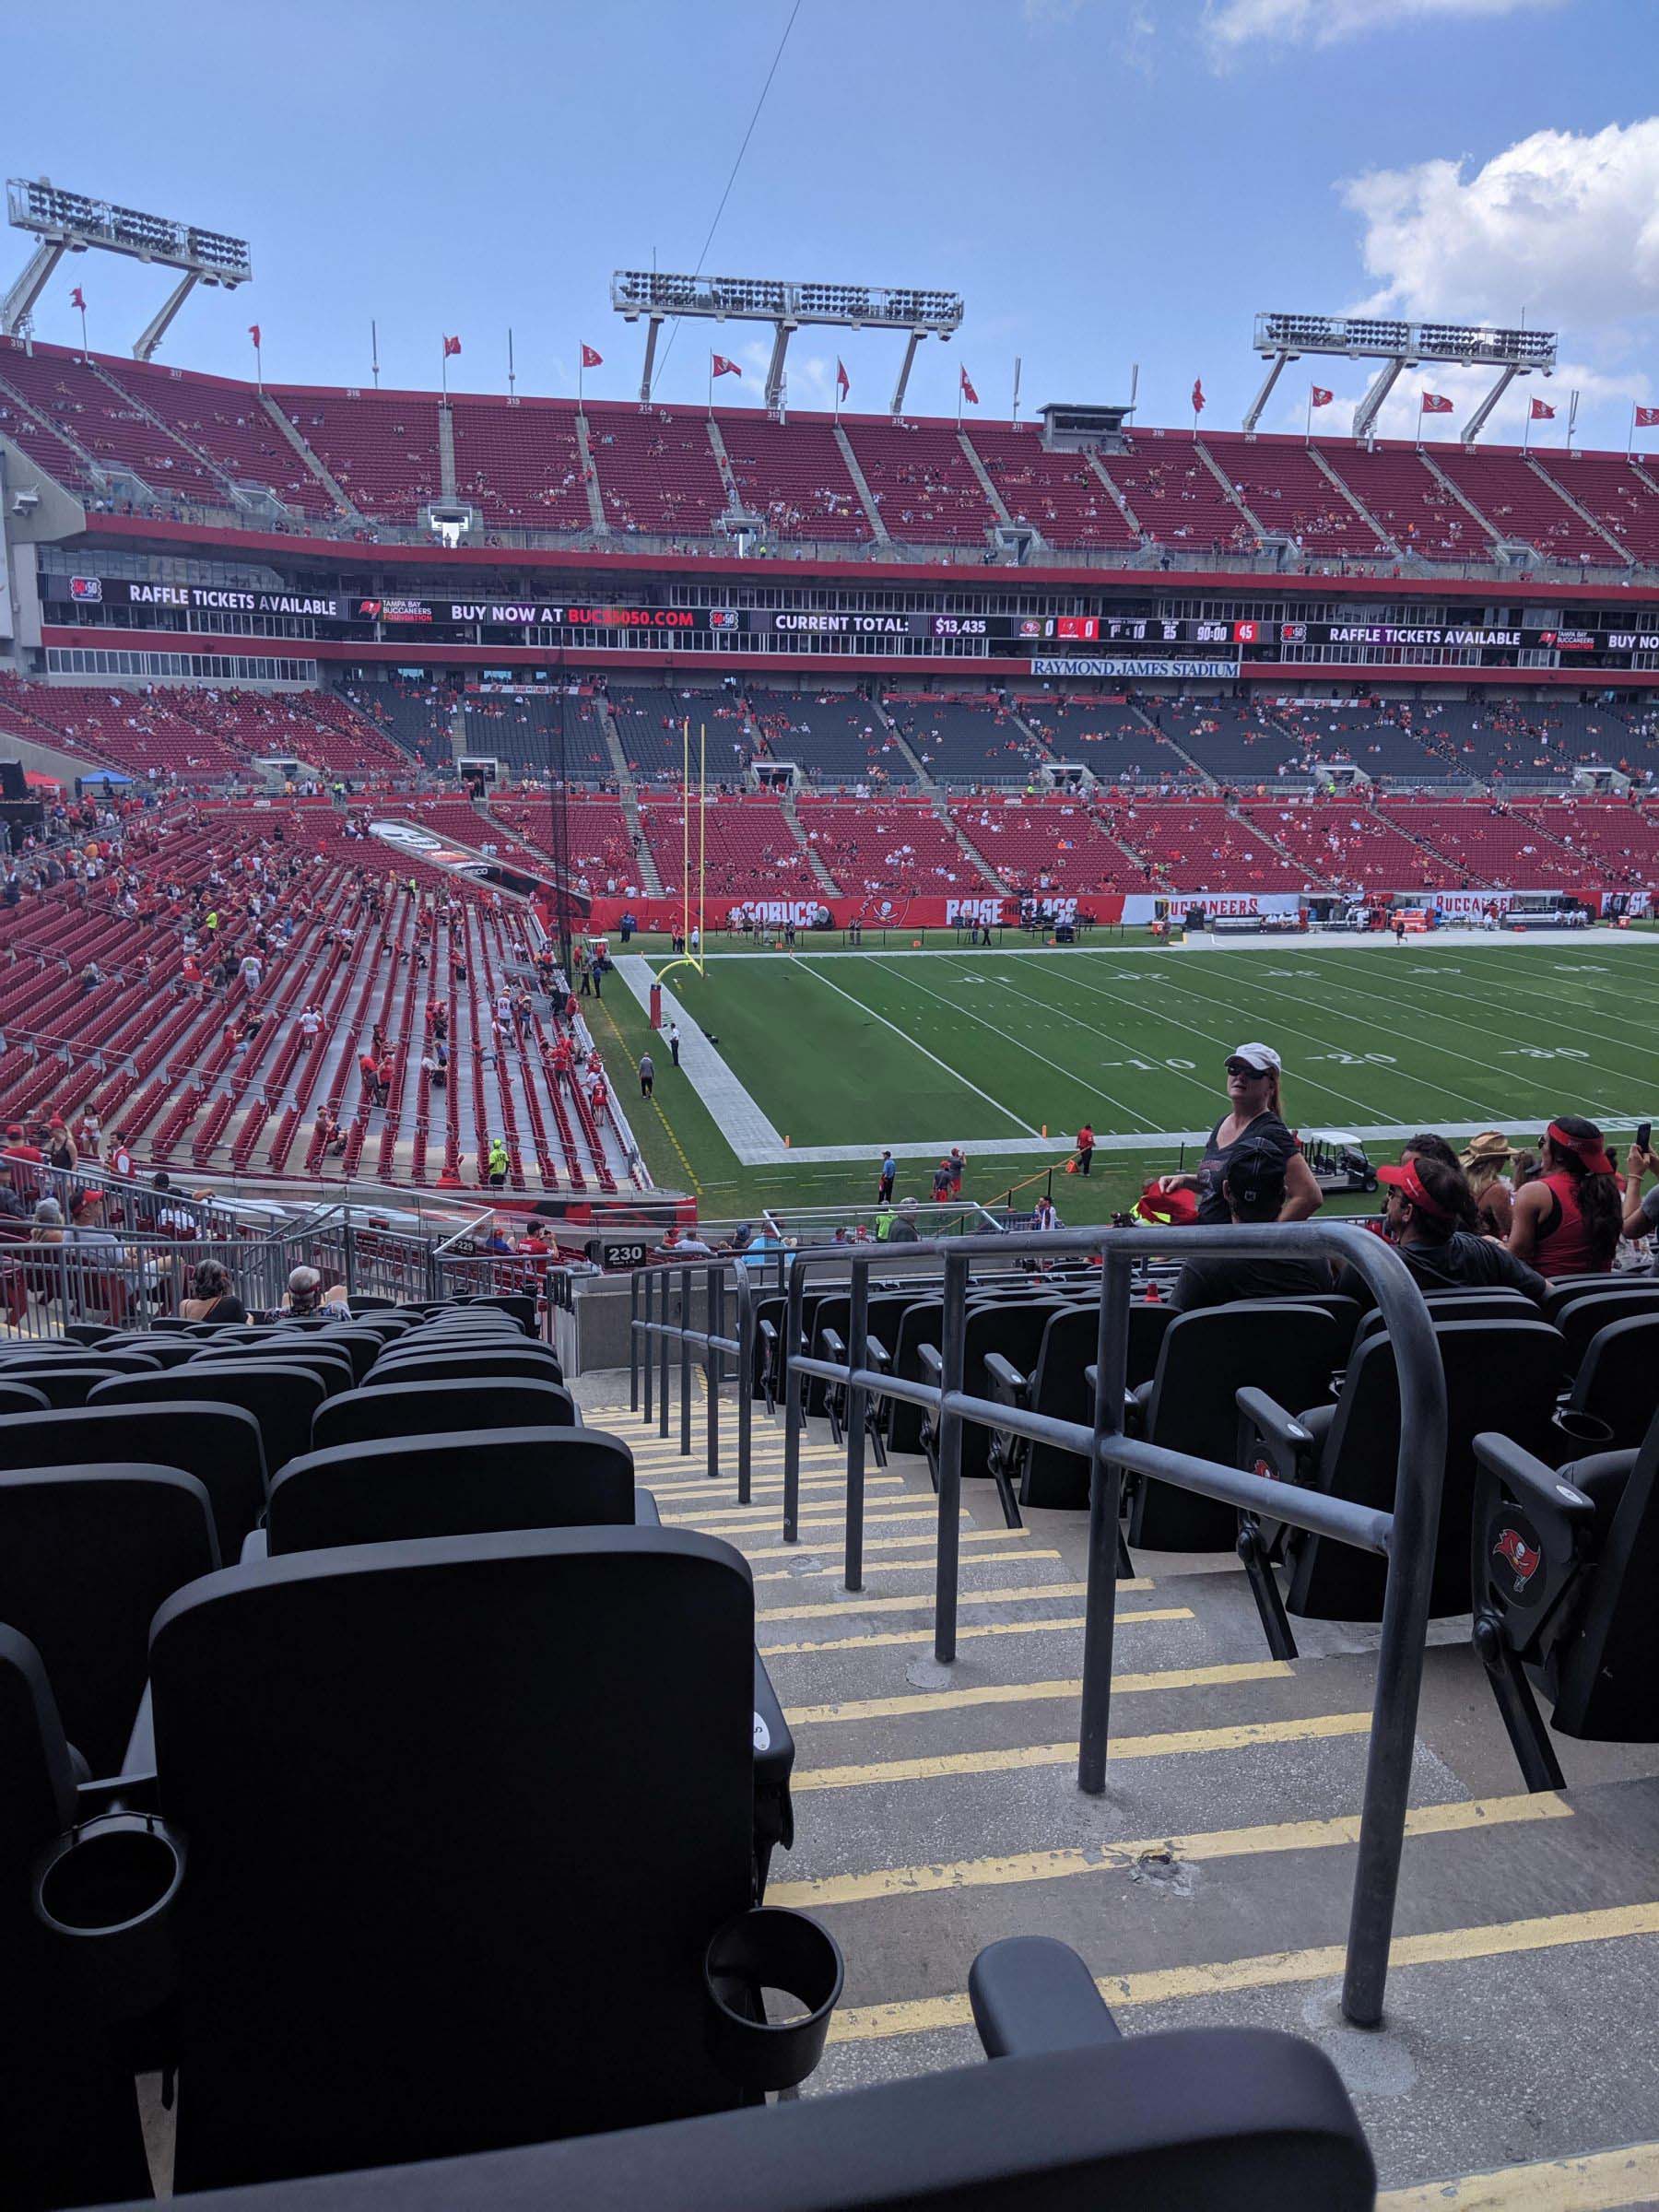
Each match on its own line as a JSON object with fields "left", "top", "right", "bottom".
{"left": 188, "top": 1342, "right": 356, "bottom": 1397}
{"left": 314, "top": 1379, "right": 578, "bottom": 1453}
{"left": 1292, "top": 1318, "right": 1564, "bottom": 1622}
{"left": 365, "top": 1348, "right": 570, "bottom": 1398}
{"left": 885, "top": 1299, "right": 944, "bottom": 1453}
{"left": 1135, "top": 1305, "right": 1342, "bottom": 1551}
{"left": 0, "top": 1625, "right": 151, "bottom": 2212}
{"left": 1550, "top": 1288, "right": 1659, "bottom": 1377}
{"left": 1017, "top": 1302, "right": 1175, "bottom": 1510}
{"left": 957, "top": 1301, "right": 1064, "bottom": 1482}
{"left": 1539, "top": 1277, "right": 1658, "bottom": 1325}
{"left": 0, "top": 1465, "right": 218, "bottom": 1772}
{"left": 90, "top": 1363, "right": 329, "bottom": 1483}
{"left": 1564, "top": 1312, "right": 1659, "bottom": 1446}
{"left": 1353, "top": 1291, "right": 1536, "bottom": 1354}
{"left": 0, "top": 1380, "right": 49, "bottom": 1416}
{"left": 0, "top": 1363, "right": 142, "bottom": 1408}
{"left": 0, "top": 1401, "right": 265, "bottom": 1557}
{"left": 1556, "top": 1408, "right": 1659, "bottom": 1740}
{"left": 268, "top": 1430, "right": 636, "bottom": 1553}
{"left": 152, "top": 1529, "right": 757, "bottom": 2190}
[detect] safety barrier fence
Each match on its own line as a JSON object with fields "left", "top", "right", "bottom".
{"left": 630, "top": 1219, "right": 1447, "bottom": 2030}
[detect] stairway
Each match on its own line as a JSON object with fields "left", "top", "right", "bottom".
{"left": 1308, "top": 444, "right": 1401, "bottom": 556}
{"left": 941, "top": 801, "right": 1011, "bottom": 890}
{"left": 1195, "top": 440, "right": 1267, "bottom": 540}
{"left": 1125, "top": 700, "right": 1217, "bottom": 789}
{"left": 261, "top": 395, "right": 361, "bottom": 521}
{"left": 781, "top": 791, "right": 845, "bottom": 897}
{"left": 617, "top": 777, "right": 665, "bottom": 897}
{"left": 873, "top": 700, "right": 935, "bottom": 790}
{"left": 0, "top": 368, "right": 105, "bottom": 488}
{"left": 1088, "top": 452, "right": 1142, "bottom": 536}
{"left": 705, "top": 418, "right": 742, "bottom": 512}
{"left": 573, "top": 415, "right": 610, "bottom": 534}
{"left": 89, "top": 364, "right": 241, "bottom": 508}
{"left": 958, "top": 432, "right": 1013, "bottom": 530}
{"left": 1418, "top": 451, "right": 1501, "bottom": 547}
{"left": 1224, "top": 796, "right": 1333, "bottom": 888}
{"left": 437, "top": 405, "right": 457, "bottom": 501}
{"left": 1525, "top": 455, "right": 1633, "bottom": 562}
{"left": 834, "top": 422, "right": 890, "bottom": 543}
{"left": 568, "top": 1366, "right": 1659, "bottom": 2199}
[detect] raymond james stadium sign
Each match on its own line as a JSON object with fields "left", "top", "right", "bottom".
{"left": 1030, "top": 656, "right": 1241, "bottom": 680}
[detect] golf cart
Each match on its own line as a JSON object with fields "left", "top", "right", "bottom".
{"left": 1301, "top": 1131, "right": 1378, "bottom": 1195}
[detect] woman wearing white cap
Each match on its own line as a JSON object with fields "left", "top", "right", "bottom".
{"left": 1159, "top": 1041, "right": 1322, "bottom": 1226}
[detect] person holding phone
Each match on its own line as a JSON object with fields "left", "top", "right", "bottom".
{"left": 1620, "top": 1122, "right": 1658, "bottom": 1247}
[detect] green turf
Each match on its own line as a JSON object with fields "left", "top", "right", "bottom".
{"left": 598, "top": 937, "right": 1659, "bottom": 1224}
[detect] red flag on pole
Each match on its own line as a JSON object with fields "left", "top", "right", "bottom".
{"left": 836, "top": 359, "right": 850, "bottom": 399}
{"left": 248, "top": 324, "right": 261, "bottom": 349}
{"left": 712, "top": 354, "right": 742, "bottom": 378}
{"left": 70, "top": 286, "right": 86, "bottom": 312}
{"left": 1636, "top": 406, "right": 1659, "bottom": 429}
{"left": 581, "top": 344, "right": 603, "bottom": 369}
{"left": 1310, "top": 385, "right": 1333, "bottom": 407}
{"left": 1528, "top": 397, "right": 1556, "bottom": 421}
{"left": 959, "top": 366, "right": 979, "bottom": 405}
{"left": 1420, "top": 392, "right": 1453, "bottom": 415}
{"left": 1192, "top": 378, "right": 1206, "bottom": 414}
{"left": 442, "top": 335, "right": 462, "bottom": 358}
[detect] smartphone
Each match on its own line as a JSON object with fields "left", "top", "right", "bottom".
{"left": 1639, "top": 1122, "right": 1653, "bottom": 1155}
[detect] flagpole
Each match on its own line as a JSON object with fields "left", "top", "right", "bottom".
{"left": 1012, "top": 355, "right": 1022, "bottom": 432}
{"left": 371, "top": 320, "right": 380, "bottom": 390}
{"left": 578, "top": 347, "right": 584, "bottom": 410}
{"left": 1304, "top": 387, "right": 1312, "bottom": 445}
{"left": 441, "top": 342, "right": 448, "bottom": 404}
{"left": 1523, "top": 402, "right": 1531, "bottom": 454}
{"left": 708, "top": 356, "right": 713, "bottom": 420}
{"left": 1629, "top": 400, "right": 1636, "bottom": 461}
{"left": 77, "top": 300, "right": 88, "bottom": 360}
{"left": 508, "top": 326, "right": 515, "bottom": 400}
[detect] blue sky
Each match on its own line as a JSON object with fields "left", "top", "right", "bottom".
{"left": 9, "top": 0, "right": 1659, "bottom": 449}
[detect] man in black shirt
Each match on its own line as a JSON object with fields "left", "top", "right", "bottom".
{"left": 1170, "top": 1142, "right": 1334, "bottom": 1312}
{"left": 1335, "top": 1156, "right": 1547, "bottom": 1311}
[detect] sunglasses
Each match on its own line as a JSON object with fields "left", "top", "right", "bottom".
{"left": 1224, "top": 1059, "right": 1267, "bottom": 1078}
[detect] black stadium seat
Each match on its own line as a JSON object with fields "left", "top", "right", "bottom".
{"left": 0, "top": 1401, "right": 267, "bottom": 1557}
{"left": 0, "top": 1464, "right": 219, "bottom": 1773}
{"left": 990, "top": 1301, "right": 1174, "bottom": 1512}
{"left": 313, "top": 1378, "right": 579, "bottom": 1452}
{"left": 90, "top": 1363, "right": 329, "bottom": 1484}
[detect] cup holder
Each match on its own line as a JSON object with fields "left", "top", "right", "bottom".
{"left": 704, "top": 1906, "right": 844, "bottom": 2093}
{"left": 34, "top": 1812, "right": 184, "bottom": 2020}
{"left": 1552, "top": 1408, "right": 1615, "bottom": 1452}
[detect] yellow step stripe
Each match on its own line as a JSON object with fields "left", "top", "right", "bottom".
{"left": 641, "top": 1468, "right": 898, "bottom": 1497}
{"left": 1380, "top": 2143, "right": 1659, "bottom": 2211}
{"left": 744, "top": 1527, "right": 1031, "bottom": 1564}
{"left": 663, "top": 1501, "right": 959, "bottom": 1531}
{"left": 756, "top": 1578, "right": 1136, "bottom": 1623}
{"left": 759, "top": 1606, "right": 1190, "bottom": 1659}
{"left": 787, "top": 1658, "right": 1289, "bottom": 1728}
{"left": 754, "top": 1547, "right": 1059, "bottom": 1583}
{"left": 772, "top": 1790, "right": 1570, "bottom": 1913}
{"left": 832, "top": 1874, "right": 1645, "bottom": 2051}
{"left": 794, "top": 1709, "right": 1372, "bottom": 1794}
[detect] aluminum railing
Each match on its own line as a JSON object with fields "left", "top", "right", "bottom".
{"left": 629, "top": 1260, "right": 757, "bottom": 1500}
{"left": 636, "top": 1219, "right": 1447, "bottom": 2030}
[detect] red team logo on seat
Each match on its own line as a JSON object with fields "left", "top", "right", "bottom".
{"left": 1493, "top": 1526, "right": 1541, "bottom": 1594}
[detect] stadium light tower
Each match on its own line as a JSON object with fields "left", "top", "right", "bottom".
{"left": 1245, "top": 311, "right": 1558, "bottom": 443}
{"left": 609, "top": 269, "right": 964, "bottom": 418}
{"left": 3, "top": 176, "right": 253, "bottom": 360}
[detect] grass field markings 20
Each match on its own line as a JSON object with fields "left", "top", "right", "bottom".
{"left": 926, "top": 956, "right": 1225, "bottom": 1121}
{"left": 794, "top": 959, "right": 1041, "bottom": 1135}
{"left": 1030, "top": 955, "right": 1401, "bottom": 1125}
{"left": 1195, "top": 944, "right": 1659, "bottom": 1091}
{"left": 1418, "top": 946, "right": 1659, "bottom": 1065}
{"left": 1132, "top": 952, "right": 1513, "bottom": 1122}
{"left": 862, "top": 956, "right": 1164, "bottom": 1134}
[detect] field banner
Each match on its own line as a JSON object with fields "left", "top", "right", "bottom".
{"left": 582, "top": 893, "right": 1134, "bottom": 935}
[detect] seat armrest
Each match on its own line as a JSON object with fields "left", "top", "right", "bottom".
{"left": 984, "top": 1351, "right": 1029, "bottom": 1406}
{"left": 864, "top": 1335, "right": 891, "bottom": 1371}
{"left": 632, "top": 1486, "right": 662, "bottom": 1526}
{"left": 1083, "top": 1361, "right": 1138, "bottom": 1420}
{"left": 1237, "top": 1386, "right": 1315, "bottom": 1488}
{"left": 918, "top": 1341, "right": 943, "bottom": 1382}
{"left": 1471, "top": 1432, "right": 1595, "bottom": 1656}
{"left": 969, "top": 1936, "right": 1123, "bottom": 2059}
{"left": 241, "top": 1525, "right": 270, "bottom": 1564}
{"left": 819, "top": 1325, "right": 848, "bottom": 1365}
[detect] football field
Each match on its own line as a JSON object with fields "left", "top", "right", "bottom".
{"left": 596, "top": 935, "right": 1659, "bottom": 1217}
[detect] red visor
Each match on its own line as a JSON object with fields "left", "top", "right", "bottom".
{"left": 1376, "top": 1161, "right": 1455, "bottom": 1222}
{"left": 1547, "top": 1121, "right": 1618, "bottom": 1176}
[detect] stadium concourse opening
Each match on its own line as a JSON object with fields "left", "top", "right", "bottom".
{"left": 5, "top": 342, "right": 1659, "bottom": 2212}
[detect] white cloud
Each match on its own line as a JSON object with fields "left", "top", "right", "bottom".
{"left": 1343, "top": 119, "right": 1659, "bottom": 328}
{"left": 1206, "top": 0, "right": 1559, "bottom": 54}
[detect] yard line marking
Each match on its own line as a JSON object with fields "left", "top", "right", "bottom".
{"left": 756, "top": 1577, "right": 1119, "bottom": 1622}
{"left": 829, "top": 1888, "right": 1658, "bottom": 2048}
{"left": 759, "top": 1605, "right": 1190, "bottom": 1657}
{"left": 776, "top": 1790, "right": 1569, "bottom": 1914}
{"left": 794, "top": 1709, "right": 1372, "bottom": 1793}
{"left": 744, "top": 1526, "right": 1034, "bottom": 1563}
{"left": 1393, "top": 947, "right": 1659, "bottom": 1066}
{"left": 795, "top": 959, "right": 1041, "bottom": 1135}
{"left": 865, "top": 955, "right": 1162, "bottom": 1134}
{"left": 1378, "top": 2141, "right": 1659, "bottom": 2210}
{"left": 753, "top": 1547, "right": 1060, "bottom": 1581}
{"left": 788, "top": 1657, "right": 1289, "bottom": 1725}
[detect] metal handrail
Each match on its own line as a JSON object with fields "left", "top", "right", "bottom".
{"left": 629, "top": 1257, "right": 756, "bottom": 1500}
{"left": 765, "top": 1219, "right": 1443, "bottom": 2031}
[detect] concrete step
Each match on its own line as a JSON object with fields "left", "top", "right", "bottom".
{"left": 581, "top": 1371, "right": 1659, "bottom": 2194}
